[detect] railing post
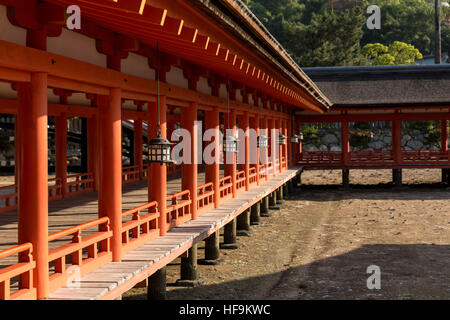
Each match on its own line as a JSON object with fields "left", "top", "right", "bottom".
{"left": 17, "top": 72, "right": 49, "bottom": 299}
{"left": 182, "top": 102, "right": 198, "bottom": 219}
{"left": 99, "top": 88, "right": 123, "bottom": 261}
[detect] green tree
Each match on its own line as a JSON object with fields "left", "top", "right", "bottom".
{"left": 362, "top": 41, "right": 423, "bottom": 65}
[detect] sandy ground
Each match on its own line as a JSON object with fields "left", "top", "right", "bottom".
{"left": 124, "top": 169, "right": 447, "bottom": 299}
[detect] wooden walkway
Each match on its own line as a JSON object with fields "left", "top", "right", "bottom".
{"left": 47, "top": 167, "right": 302, "bottom": 300}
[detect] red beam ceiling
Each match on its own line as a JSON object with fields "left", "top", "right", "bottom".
{"left": 43, "top": 0, "right": 323, "bottom": 113}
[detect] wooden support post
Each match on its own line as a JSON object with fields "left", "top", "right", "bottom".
{"left": 342, "top": 169, "right": 350, "bottom": 188}
{"left": 134, "top": 116, "right": 143, "bottom": 180}
{"left": 224, "top": 109, "right": 237, "bottom": 197}
{"left": 276, "top": 187, "right": 283, "bottom": 204}
{"left": 149, "top": 98, "right": 168, "bottom": 236}
{"left": 17, "top": 73, "right": 49, "bottom": 299}
{"left": 199, "top": 231, "right": 222, "bottom": 265}
{"left": 250, "top": 202, "right": 261, "bottom": 225}
{"left": 99, "top": 88, "right": 123, "bottom": 261}
{"left": 341, "top": 121, "right": 350, "bottom": 164}
{"left": 237, "top": 209, "right": 251, "bottom": 236}
{"left": 392, "top": 119, "right": 402, "bottom": 163}
{"left": 182, "top": 103, "right": 198, "bottom": 220}
{"left": 55, "top": 113, "right": 67, "bottom": 198}
{"left": 261, "top": 197, "right": 270, "bottom": 217}
{"left": 269, "top": 191, "right": 279, "bottom": 210}
{"left": 147, "top": 267, "right": 167, "bottom": 300}
{"left": 243, "top": 111, "right": 250, "bottom": 191}
{"left": 176, "top": 244, "right": 199, "bottom": 287}
{"left": 255, "top": 114, "right": 260, "bottom": 185}
{"left": 88, "top": 114, "right": 99, "bottom": 191}
{"left": 393, "top": 168, "right": 402, "bottom": 187}
{"left": 205, "top": 108, "right": 220, "bottom": 208}
{"left": 283, "top": 183, "right": 288, "bottom": 198}
{"left": 221, "top": 218, "right": 240, "bottom": 249}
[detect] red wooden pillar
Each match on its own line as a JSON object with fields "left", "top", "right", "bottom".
{"left": 287, "top": 117, "right": 292, "bottom": 168}
{"left": 55, "top": 113, "right": 68, "bottom": 198}
{"left": 298, "top": 120, "right": 303, "bottom": 156}
{"left": 283, "top": 119, "right": 288, "bottom": 170}
{"left": 182, "top": 103, "right": 198, "bottom": 220}
{"left": 99, "top": 88, "right": 123, "bottom": 261}
{"left": 134, "top": 110, "right": 144, "bottom": 180}
{"left": 254, "top": 113, "right": 260, "bottom": 185}
{"left": 392, "top": 119, "right": 402, "bottom": 163}
{"left": 17, "top": 73, "right": 49, "bottom": 299}
{"left": 263, "top": 117, "right": 269, "bottom": 181}
{"left": 224, "top": 109, "right": 237, "bottom": 197}
{"left": 278, "top": 118, "right": 283, "bottom": 173}
{"left": 341, "top": 121, "right": 350, "bottom": 164}
{"left": 441, "top": 120, "right": 448, "bottom": 153}
{"left": 243, "top": 111, "right": 250, "bottom": 191}
{"left": 88, "top": 114, "right": 99, "bottom": 191}
{"left": 205, "top": 107, "right": 220, "bottom": 208}
{"left": 149, "top": 97, "right": 168, "bottom": 235}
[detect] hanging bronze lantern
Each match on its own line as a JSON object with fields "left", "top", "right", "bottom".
{"left": 278, "top": 134, "right": 286, "bottom": 145}
{"left": 223, "top": 135, "right": 238, "bottom": 153}
{"left": 257, "top": 134, "right": 268, "bottom": 149}
{"left": 290, "top": 134, "right": 300, "bottom": 144}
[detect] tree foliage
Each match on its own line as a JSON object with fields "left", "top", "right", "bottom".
{"left": 243, "top": 0, "right": 450, "bottom": 66}
{"left": 362, "top": 41, "right": 423, "bottom": 65}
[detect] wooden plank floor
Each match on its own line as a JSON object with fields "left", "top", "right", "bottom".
{"left": 48, "top": 167, "right": 303, "bottom": 300}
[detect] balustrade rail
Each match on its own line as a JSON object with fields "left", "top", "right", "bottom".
{"left": 165, "top": 190, "right": 192, "bottom": 231}
{"left": 66, "top": 173, "right": 94, "bottom": 197}
{"left": 0, "top": 243, "right": 36, "bottom": 300}
{"left": 47, "top": 217, "right": 112, "bottom": 292}
{"left": 236, "top": 171, "right": 246, "bottom": 190}
{"left": 249, "top": 167, "right": 258, "bottom": 185}
{"left": 219, "top": 176, "right": 233, "bottom": 201}
{"left": 197, "top": 182, "right": 214, "bottom": 214}
{"left": 122, "top": 165, "right": 140, "bottom": 184}
{"left": 122, "top": 201, "right": 159, "bottom": 254}
{"left": 0, "top": 185, "right": 17, "bottom": 214}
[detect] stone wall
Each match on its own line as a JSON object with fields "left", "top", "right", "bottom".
{"left": 302, "top": 127, "right": 442, "bottom": 152}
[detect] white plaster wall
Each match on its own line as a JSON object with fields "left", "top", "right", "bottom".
{"left": 236, "top": 89, "right": 243, "bottom": 103}
{"left": 47, "top": 28, "right": 106, "bottom": 68}
{"left": 166, "top": 66, "right": 188, "bottom": 89}
{"left": 121, "top": 52, "right": 155, "bottom": 80}
{"left": 0, "top": 82, "right": 17, "bottom": 100}
{"left": 219, "top": 84, "right": 228, "bottom": 99}
{"left": 67, "top": 93, "right": 91, "bottom": 106}
{"left": 0, "top": 5, "right": 27, "bottom": 46}
{"left": 197, "top": 76, "right": 211, "bottom": 96}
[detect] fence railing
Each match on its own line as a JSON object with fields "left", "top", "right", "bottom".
{"left": 66, "top": 173, "right": 94, "bottom": 197}
{"left": 197, "top": 182, "right": 214, "bottom": 214}
{"left": 219, "top": 176, "right": 233, "bottom": 201}
{"left": 48, "top": 178, "right": 63, "bottom": 201}
{"left": 165, "top": 190, "right": 192, "bottom": 231}
{"left": 122, "top": 165, "right": 140, "bottom": 184}
{"left": 249, "top": 167, "right": 258, "bottom": 185}
{"left": 47, "top": 217, "right": 112, "bottom": 292}
{"left": 235, "top": 170, "right": 246, "bottom": 190}
{"left": 0, "top": 243, "right": 36, "bottom": 300}
{"left": 122, "top": 201, "right": 160, "bottom": 255}
{"left": 0, "top": 185, "right": 17, "bottom": 214}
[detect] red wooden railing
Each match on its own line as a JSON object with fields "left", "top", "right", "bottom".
{"left": 0, "top": 185, "right": 17, "bottom": 214}
{"left": 48, "top": 178, "right": 63, "bottom": 201}
{"left": 298, "top": 150, "right": 450, "bottom": 166}
{"left": 122, "top": 165, "right": 140, "bottom": 184}
{"left": 249, "top": 167, "right": 258, "bottom": 185}
{"left": 219, "top": 176, "right": 233, "bottom": 201}
{"left": 197, "top": 182, "right": 214, "bottom": 214}
{"left": 236, "top": 170, "right": 246, "bottom": 190}
{"left": 165, "top": 190, "right": 192, "bottom": 231}
{"left": 66, "top": 173, "right": 94, "bottom": 197}
{"left": 0, "top": 243, "right": 36, "bottom": 300}
{"left": 122, "top": 201, "right": 160, "bottom": 254}
{"left": 47, "top": 217, "right": 112, "bottom": 292}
